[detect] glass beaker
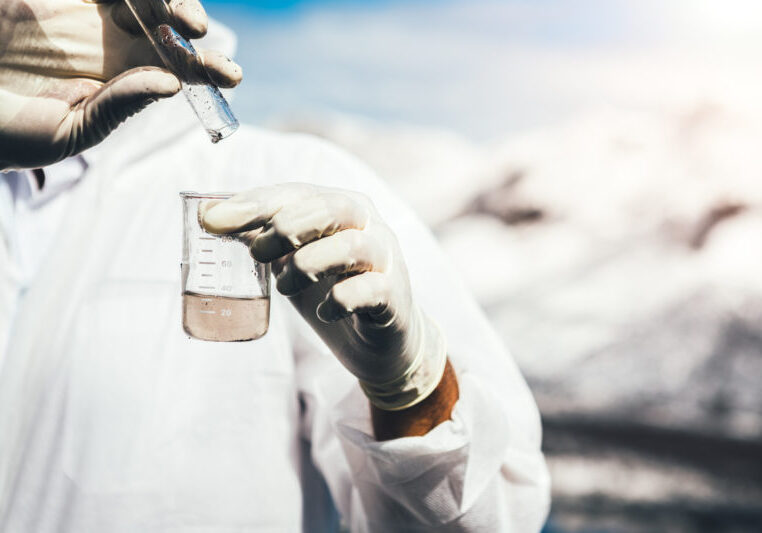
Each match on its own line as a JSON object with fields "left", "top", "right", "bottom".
{"left": 181, "top": 192, "right": 270, "bottom": 341}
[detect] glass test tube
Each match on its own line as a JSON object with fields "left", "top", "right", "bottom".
{"left": 123, "top": 0, "right": 239, "bottom": 142}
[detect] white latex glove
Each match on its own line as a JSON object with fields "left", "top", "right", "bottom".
{"left": 0, "top": 0, "right": 242, "bottom": 171}
{"left": 201, "top": 184, "right": 448, "bottom": 411}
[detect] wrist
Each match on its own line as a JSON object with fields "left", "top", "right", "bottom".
{"left": 359, "top": 309, "right": 447, "bottom": 411}
{"left": 371, "top": 358, "right": 459, "bottom": 440}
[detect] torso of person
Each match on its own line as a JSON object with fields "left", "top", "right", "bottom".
{"left": 0, "top": 120, "right": 346, "bottom": 532}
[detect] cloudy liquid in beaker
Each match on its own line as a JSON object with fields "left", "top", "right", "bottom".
{"left": 182, "top": 292, "right": 270, "bottom": 342}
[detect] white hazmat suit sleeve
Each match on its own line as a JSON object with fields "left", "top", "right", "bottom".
{"left": 282, "top": 136, "right": 551, "bottom": 532}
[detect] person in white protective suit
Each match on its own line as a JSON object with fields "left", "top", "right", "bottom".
{"left": 0, "top": 1, "right": 550, "bottom": 531}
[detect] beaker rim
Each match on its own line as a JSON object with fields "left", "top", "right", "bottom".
{"left": 180, "top": 191, "right": 235, "bottom": 200}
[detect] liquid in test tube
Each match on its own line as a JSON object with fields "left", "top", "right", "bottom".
{"left": 124, "top": 0, "right": 239, "bottom": 143}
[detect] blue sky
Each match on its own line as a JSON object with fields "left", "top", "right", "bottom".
{"left": 198, "top": 0, "right": 762, "bottom": 139}
{"left": 205, "top": 0, "right": 420, "bottom": 13}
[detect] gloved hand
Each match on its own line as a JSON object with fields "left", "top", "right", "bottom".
{"left": 0, "top": 0, "right": 242, "bottom": 171}
{"left": 201, "top": 184, "right": 448, "bottom": 411}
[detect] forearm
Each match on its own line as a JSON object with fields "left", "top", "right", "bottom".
{"left": 335, "top": 366, "right": 548, "bottom": 532}
{"left": 371, "top": 358, "right": 459, "bottom": 440}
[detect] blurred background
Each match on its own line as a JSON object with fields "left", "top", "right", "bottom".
{"left": 203, "top": 1, "right": 762, "bottom": 531}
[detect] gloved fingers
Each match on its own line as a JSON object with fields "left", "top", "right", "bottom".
{"left": 107, "top": 1, "right": 240, "bottom": 88}
{"left": 167, "top": 0, "right": 208, "bottom": 39}
{"left": 316, "top": 272, "right": 395, "bottom": 323}
{"left": 270, "top": 252, "right": 292, "bottom": 278}
{"left": 201, "top": 184, "right": 318, "bottom": 235}
{"left": 251, "top": 192, "right": 370, "bottom": 262}
{"left": 65, "top": 66, "right": 180, "bottom": 153}
{"left": 133, "top": 26, "right": 241, "bottom": 86}
{"left": 198, "top": 48, "right": 242, "bottom": 88}
{"left": 276, "top": 229, "right": 389, "bottom": 296}
{"left": 109, "top": 0, "right": 208, "bottom": 40}
{"left": 227, "top": 227, "right": 263, "bottom": 249}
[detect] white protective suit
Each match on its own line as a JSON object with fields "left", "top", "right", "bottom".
{"left": 0, "top": 22, "right": 549, "bottom": 533}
